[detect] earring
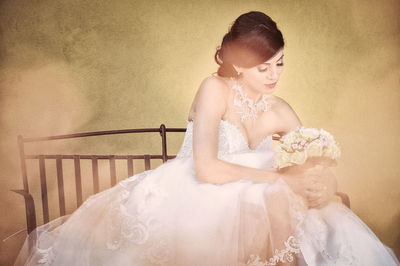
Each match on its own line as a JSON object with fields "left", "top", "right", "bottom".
{"left": 233, "top": 65, "right": 241, "bottom": 77}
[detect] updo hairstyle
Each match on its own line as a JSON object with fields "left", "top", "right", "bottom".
{"left": 214, "top": 11, "right": 285, "bottom": 78}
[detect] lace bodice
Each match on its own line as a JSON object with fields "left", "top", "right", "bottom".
{"left": 176, "top": 119, "right": 273, "bottom": 160}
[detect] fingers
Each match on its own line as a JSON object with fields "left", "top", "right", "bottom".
{"left": 306, "top": 181, "right": 327, "bottom": 192}
{"left": 308, "top": 199, "right": 323, "bottom": 209}
{"left": 305, "top": 166, "right": 326, "bottom": 180}
{"left": 308, "top": 198, "right": 329, "bottom": 209}
{"left": 305, "top": 165, "right": 324, "bottom": 175}
{"left": 307, "top": 188, "right": 331, "bottom": 209}
{"left": 307, "top": 193, "right": 326, "bottom": 208}
{"left": 306, "top": 174, "right": 320, "bottom": 181}
{"left": 305, "top": 190, "right": 323, "bottom": 202}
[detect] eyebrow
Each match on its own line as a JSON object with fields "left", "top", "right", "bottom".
{"left": 261, "top": 54, "right": 284, "bottom": 65}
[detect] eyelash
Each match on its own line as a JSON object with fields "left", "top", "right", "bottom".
{"left": 259, "top": 62, "right": 284, "bottom": 72}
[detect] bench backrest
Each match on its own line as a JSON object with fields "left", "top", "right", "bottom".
{"left": 14, "top": 124, "right": 186, "bottom": 233}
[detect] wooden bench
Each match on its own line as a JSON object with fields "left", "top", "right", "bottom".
{"left": 12, "top": 124, "right": 350, "bottom": 235}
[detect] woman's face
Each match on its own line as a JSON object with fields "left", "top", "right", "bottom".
{"left": 235, "top": 48, "right": 284, "bottom": 97}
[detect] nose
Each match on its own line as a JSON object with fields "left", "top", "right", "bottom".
{"left": 267, "top": 65, "right": 278, "bottom": 80}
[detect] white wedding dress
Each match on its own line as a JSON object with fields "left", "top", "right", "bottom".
{"left": 14, "top": 119, "right": 400, "bottom": 266}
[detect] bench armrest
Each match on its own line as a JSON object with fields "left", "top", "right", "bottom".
{"left": 11, "top": 189, "right": 37, "bottom": 234}
{"left": 335, "top": 191, "right": 350, "bottom": 208}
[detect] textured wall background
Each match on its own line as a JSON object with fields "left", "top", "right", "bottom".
{"left": 0, "top": 0, "right": 399, "bottom": 264}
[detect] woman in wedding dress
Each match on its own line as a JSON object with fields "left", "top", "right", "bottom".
{"left": 14, "top": 10, "right": 399, "bottom": 266}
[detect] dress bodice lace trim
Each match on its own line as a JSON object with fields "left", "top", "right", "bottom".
{"left": 176, "top": 119, "right": 273, "bottom": 160}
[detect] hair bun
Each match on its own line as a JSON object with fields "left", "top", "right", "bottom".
{"left": 214, "top": 11, "right": 284, "bottom": 78}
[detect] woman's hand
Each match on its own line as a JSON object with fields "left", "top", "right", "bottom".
{"left": 280, "top": 164, "right": 337, "bottom": 209}
{"left": 280, "top": 169, "right": 319, "bottom": 200}
{"left": 304, "top": 166, "right": 337, "bottom": 209}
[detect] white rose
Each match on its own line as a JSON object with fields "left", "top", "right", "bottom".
{"left": 300, "top": 127, "right": 320, "bottom": 140}
{"left": 290, "top": 150, "right": 307, "bottom": 165}
{"left": 279, "top": 141, "right": 292, "bottom": 152}
{"left": 320, "top": 128, "right": 335, "bottom": 142}
{"left": 324, "top": 144, "right": 341, "bottom": 159}
{"left": 282, "top": 135, "right": 297, "bottom": 150}
{"left": 307, "top": 140, "right": 323, "bottom": 157}
{"left": 276, "top": 151, "right": 291, "bottom": 167}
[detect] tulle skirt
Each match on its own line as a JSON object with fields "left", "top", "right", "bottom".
{"left": 14, "top": 151, "right": 400, "bottom": 266}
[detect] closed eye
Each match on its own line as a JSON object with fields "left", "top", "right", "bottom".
{"left": 259, "top": 62, "right": 284, "bottom": 72}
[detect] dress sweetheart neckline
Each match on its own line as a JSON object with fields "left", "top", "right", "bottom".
{"left": 186, "top": 119, "right": 272, "bottom": 151}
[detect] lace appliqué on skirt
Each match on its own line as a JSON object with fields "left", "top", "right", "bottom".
{"left": 37, "top": 246, "right": 56, "bottom": 265}
{"left": 306, "top": 209, "right": 357, "bottom": 265}
{"left": 105, "top": 171, "right": 172, "bottom": 265}
{"left": 243, "top": 185, "right": 307, "bottom": 266}
{"left": 245, "top": 235, "right": 301, "bottom": 266}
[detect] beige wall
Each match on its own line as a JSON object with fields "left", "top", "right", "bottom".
{"left": 0, "top": 0, "right": 399, "bottom": 264}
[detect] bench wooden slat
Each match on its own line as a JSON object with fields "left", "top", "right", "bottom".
{"left": 91, "top": 156, "right": 100, "bottom": 194}
{"left": 110, "top": 156, "right": 117, "bottom": 186}
{"left": 73, "top": 155, "right": 83, "bottom": 207}
{"left": 39, "top": 155, "right": 49, "bottom": 224}
{"left": 127, "top": 155, "right": 134, "bottom": 177}
{"left": 56, "top": 156, "right": 66, "bottom": 216}
{"left": 144, "top": 155, "right": 151, "bottom": 170}
{"left": 160, "top": 124, "right": 167, "bottom": 162}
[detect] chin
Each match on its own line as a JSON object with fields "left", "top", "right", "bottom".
{"left": 265, "top": 87, "right": 276, "bottom": 93}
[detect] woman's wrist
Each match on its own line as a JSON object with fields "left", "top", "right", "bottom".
{"left": 267, "top": 169, "right": 283, "bottom": 183}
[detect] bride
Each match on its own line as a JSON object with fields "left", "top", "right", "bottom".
{"left": 14, "top": 11, "right": 399, "bottom": 266}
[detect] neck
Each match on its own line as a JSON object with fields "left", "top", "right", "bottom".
{"left": 236, "top": 78, "right": 263, "bottom": 103}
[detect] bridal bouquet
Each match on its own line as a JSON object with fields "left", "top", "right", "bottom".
{"left": 272, "top": 126, "right": 341, "bottom": 171}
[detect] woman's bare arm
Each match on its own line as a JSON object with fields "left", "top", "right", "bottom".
{"left": 197, "top": 160, "right": 282, "bottom": 185}
{"left": 274, "top": 96, "right": 303, "bottom": 137}
{"left": 273, "top": 100, "right": 339, "bottom": 203}
{"left": 192, "top": 76, "right": 281, "bottom": 185}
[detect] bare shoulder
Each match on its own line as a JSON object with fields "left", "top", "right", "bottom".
{"left": 190, "top": 75, "right": 230, "bottom": 114}
{"left": 197, "top": 75, "right": 231, "bottom": 96}
{"left": 274, "top": 96, "right": 295, "bottom": 112}
{"left": 273, "top": 96, "right": 302, "bottom": 132}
